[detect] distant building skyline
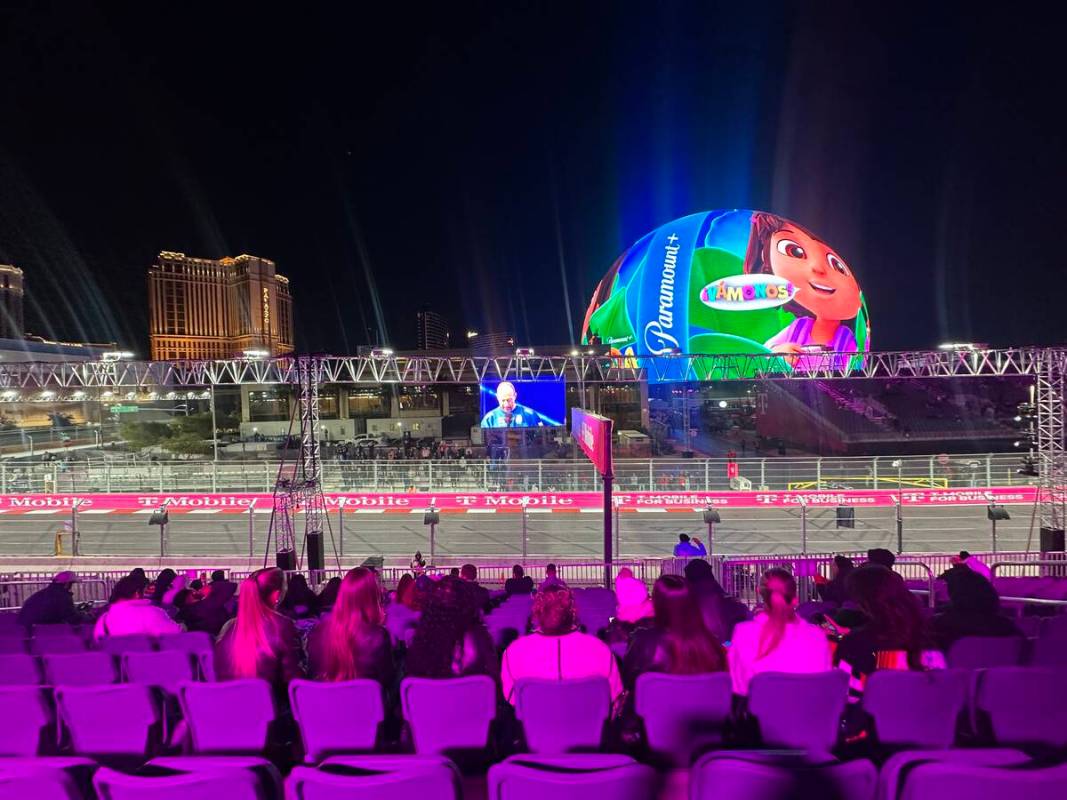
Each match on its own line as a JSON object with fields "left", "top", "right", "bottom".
{"left": 148, "top": 251, "right": 294, "bottom": 360}
{"left": 468, "top": 330, "right": 515, "bottom": 357}
{"left": 416, "top": 308, "right": 450, "bottom": 350}
{"left": 0, "top": 264, "right": 25, "bottom": 341}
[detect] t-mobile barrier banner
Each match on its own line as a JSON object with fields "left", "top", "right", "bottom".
{"left": 0, "top": 487, "right": 1038, "bottom": 512}
{"left": 570, "top": 408, "right": 614, "bottom": 477}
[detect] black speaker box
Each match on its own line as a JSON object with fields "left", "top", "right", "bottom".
{"left": 1040, "top": 527, "right": 1065, "bottom": 553}
{"left": 276, "top": 548, "right": 296, "bottom": 571}
{"left": 306, "top": 531, "right": 325, "bottom": 571}
{"left": 836, "top": 506, "right": 855, "bottom": 529}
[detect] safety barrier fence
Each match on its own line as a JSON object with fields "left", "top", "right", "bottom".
{"left": 0, "top": 578, "right": 112, "bottom": 611}
{"left": 0, "top": 452, "right": 1034, "bottom": 495}
{"left": 5, "top": 551, "right": 1065, "bottom": 611}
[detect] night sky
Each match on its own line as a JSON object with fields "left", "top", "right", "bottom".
{"left": 0, "top": 2, "right": 1062, "bottom": 355}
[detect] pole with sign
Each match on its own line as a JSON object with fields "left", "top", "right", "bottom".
{"left": 571, "top": 408, "right": 614, "bottom": 587}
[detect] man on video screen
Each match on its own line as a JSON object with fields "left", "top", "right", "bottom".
{"left": 481, "top": 381, "right": 547, "bottom": 428}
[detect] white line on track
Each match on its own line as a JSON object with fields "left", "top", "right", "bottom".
{"left": 353, "top": 509, "right": 386, "bottom": 514}
{"left": 77, "top": 509, "right": 114, "bottom": 515}
{"left": 578, "top": 508, "right": 603, "bottom": 513}
{"left": 187, "top": 510, "right": 220, "bottom": 514}
{"left": 24, "top": 509, "right": 62, "bottom": 515}
{"left": 466, "top": 509, "right": 497, "bottom": 514}
{"left": 634, "top": 508, "right": 667, "bottom": 513}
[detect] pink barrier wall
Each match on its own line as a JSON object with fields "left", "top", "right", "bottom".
{"left": 0, "top": 487, "right": 1038, "bottom": 512}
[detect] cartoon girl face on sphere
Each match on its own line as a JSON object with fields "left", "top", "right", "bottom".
{"left": 768, "top": 226, "right": 861, "bottom": 323}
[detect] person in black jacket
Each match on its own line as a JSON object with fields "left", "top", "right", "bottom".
{"left": 459, "top": 563, "right": 492, "bottom": 612}
{"left": 623, "top": 574, "right": 726, "bottom": 688}
{"left": 17, "top": 572, "right": 82, "bottom": 631}
{"left": 504, "top": 564, "right": 534, "bottom": 596}
{"left": 683, "top": 559, "right": 750, "bottom": 642}
{"left": 178, "top": 574, "right": 238, "bottom": 637}
{"left": 932, "top": 565, "right": 1021, "bottom": 650}
{"left": 215, "top": 568, "right": 304, "bottom": 699}
{"left": 406, "top": 577, "right": 496, "bottom": 679}
{"left": 816, "top": 556, "right": 856, "bottom": 605}
{"left": 307, "top": 567, "right": 393, "bottom": 684}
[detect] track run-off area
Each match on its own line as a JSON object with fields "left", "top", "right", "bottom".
{"left": 0, "top": 487, "right": 1042, "bottom": 561}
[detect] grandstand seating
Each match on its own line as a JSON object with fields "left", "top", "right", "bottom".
{"left": 2, "top": 579, "right": 1067, "bottom": 800}
{"left": 691, "top": 752, "right": 878, "bottom": 800}
{"left": 513, "top": 678, "right": 612, "bottom": 753}
{"left": 633, "top": 672, "right": 733, "bottom": 766}
{"left": 746, "top": 671, "right": 849, "bottom": 754}
{"left": 399, "top": 676, "right": 497, "bottom": 755}
{"left": 862, "top": 669, "right": 969, "bottom": 749}
{"left": 289, "top": 679, "right": 385, "bottom": 763}
{"left": 291, "top": 755, "right": 461, "bottom": 800}
{"left": 489, "top": 754, "right": 656, "bottom": 800}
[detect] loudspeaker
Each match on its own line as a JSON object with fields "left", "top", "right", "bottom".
{"left": 702, "top": 508, "right": 721, "bottom": 524}
{"left": 360, "top": 556, "right": 385, "bottom": 572}
{"left": 306, "top": 531, "right": 325, "bottom": 571}
{"left": 276, "top": 548, "right": 296, "bottom": 571}
{"left": 1040, "top": 527, "right": 1065, "bottom": 553}
{"left": 836, "top": 506, "right": 855, "bottom": 529}
{"left": 423, "top": 510, "right": 440, "bottom": 526}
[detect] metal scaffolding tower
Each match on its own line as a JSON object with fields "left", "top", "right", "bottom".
{"left": 1035, "top": 350, "right": 1067, "bottom": 533}
{"left": 264, "top": 356, "right": 338, "bottom": 571}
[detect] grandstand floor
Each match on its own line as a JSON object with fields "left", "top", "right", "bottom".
{"left": 0, "top": 504, "right": 1038, "bottom": 560}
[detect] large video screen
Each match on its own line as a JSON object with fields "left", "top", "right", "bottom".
{"left": 479, "top": 379, "right": 565, "bottom": 429}
{"left": 580, "top": 209, "right": 870, "bottom": 380}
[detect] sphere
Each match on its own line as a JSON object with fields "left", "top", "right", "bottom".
{"left": 581, "top": 209, "right": 870, "bottom": 378}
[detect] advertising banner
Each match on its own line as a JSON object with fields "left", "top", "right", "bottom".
{"left": 0, "top": 487, "right": 1037, "bottom": 513}
{"left": 571, "top": 408, "right": 614, "bottom": 477}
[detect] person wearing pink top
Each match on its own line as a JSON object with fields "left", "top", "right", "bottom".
{"left": 727, "top": 568, "right": 832, "bottom": 696}
{"left": 501, "top": 586, "right": 623, "bottom": 705}
{"left": 93, "top": 575, "right": 182, "bottom": 642}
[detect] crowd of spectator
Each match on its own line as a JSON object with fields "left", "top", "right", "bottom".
{"left": 12, "top": 546, "right": 1027, "bottom": 761}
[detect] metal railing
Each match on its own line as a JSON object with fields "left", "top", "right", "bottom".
{"left": 2, "top": 551, "right": 1061, "bottom": 606}
{"left": 0, "top": 452, "right": 1033, "bottom": 495}
{"left": 0, "top": 578, "right": 112, "bottom": 611}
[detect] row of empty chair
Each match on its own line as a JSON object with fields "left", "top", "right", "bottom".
{"left": 4, "top": 749, "right": 1067, "bottom": 800}
{"left": 0, "top": 624, "right": 212, "bottom": 657}
{"left": 0, "top": 649, "right": 212, "bottom": 687}
{"left": 3, "top": 668, "right": 1066, "bottom": 767}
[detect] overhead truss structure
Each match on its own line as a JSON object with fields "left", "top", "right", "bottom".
{"left": 2, "top": 346, "right": 1063, "bottom": 534}
{"left": 0, "top": 347, "right": 1064, "bottom": 390}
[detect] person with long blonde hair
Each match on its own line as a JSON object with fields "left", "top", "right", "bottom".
{"left": 727, "top": 568, "right": 831, "bottom": 696}
{"left": 307, "top": 567, "right": 394, "bottom": 683}
{"left": 215, "top": 568, "right": 303, "bottom": 694}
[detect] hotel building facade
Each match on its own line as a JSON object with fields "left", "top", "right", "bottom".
{"left": 148, "top": 251, "right": 294, "bottom": 360}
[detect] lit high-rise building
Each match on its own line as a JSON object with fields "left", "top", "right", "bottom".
{"left": 416, "top": 308, "right": 450, "bottom": 350}
{"left": 0, "top": 264, "right": 25, "bottom": 341}
{"left": 148, "top": 251, "right": 294, "bottom": 360}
